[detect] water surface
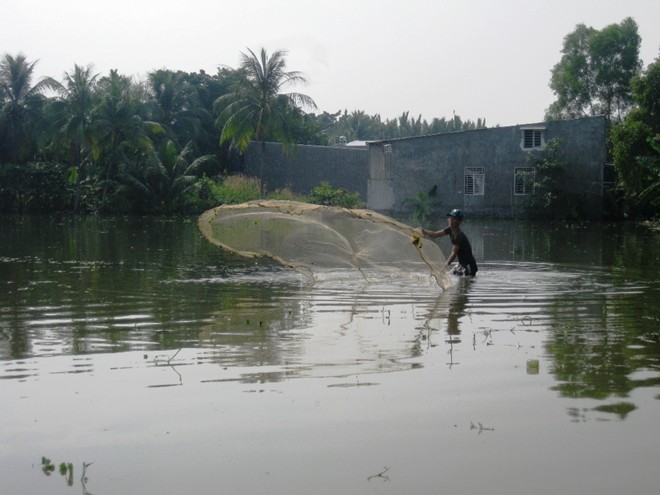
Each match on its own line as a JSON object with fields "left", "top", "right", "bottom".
{"left": 0, "top": 215, "right": 658, "bottom": 495}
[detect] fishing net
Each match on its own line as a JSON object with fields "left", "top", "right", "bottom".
{"left": 198, "top": 200, "right": 450, "bottom": 288}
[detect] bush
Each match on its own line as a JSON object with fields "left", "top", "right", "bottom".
{"left": 525, "top": 139, "right": 579, "bottom": 220}
{"left": 217, "top": 175, "right": 261, "bottom": 204}
{"left": 0, "top": 162, "right": 72, "bottom": 213}
{"left": 308, "top": 181, "right": 364, "bottom": 208}
{"left": 266, "top": 187, "right": 307, "bottom": 202}
{"left": 185, "top": 177, "right": 363, "bottom": 213}
{"left": 184, "top": 174, "right": 261, "bottom": 213}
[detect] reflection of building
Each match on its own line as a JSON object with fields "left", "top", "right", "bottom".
{"left": 243, "top": 116, "right": 607, "bottom": 219}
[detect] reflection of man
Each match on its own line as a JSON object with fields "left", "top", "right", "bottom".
{"left": 441, "top": 288, "right": 469, "bottom": 368}
{"left": 446, "top": 289, "right": 468, "bottom": 337}
{"left": 420, "top": 209, "right": 478, "bottom": 276}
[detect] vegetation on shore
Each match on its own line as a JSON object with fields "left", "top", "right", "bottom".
{"left": 0, "top": 17, "right": 657, "bottom": 218}
{"left": 0, "top": 47, "right": 478, "bottom": 214}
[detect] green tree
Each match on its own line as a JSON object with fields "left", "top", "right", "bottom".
{"left": 547, "top": 17, "right": 642, "bottom": 123}
{"left": 146, "top": 69, "right": 214, "bottom": 151}
{"left": 397, "top": 111, "right": 424, "bottom": 137}
{"left": 334, "top": 109, "right": 382, "bottom": 142}
{"left": 610, "top": 55, "right": 660, "bottom": 217}
{"left": 526, "top": 138, "right": 577, "bottom": 219}
{"left": 47, "top": 64, "right": 100, "bottom": 211}
{"left": 92, "top": 69, "right": 160, "bottom": 211}
{"left": 0, "top": 161, "right": 70, "bottom": 213}
{"left": 214, "top": 47, "right": 316, "bottom": 196}
{"left": 0, "top": 53, "right": 50, "bottom": 163}
{"left": 117, "top": 140, "right": 213, "bottom": 214}
{"left": 315, "top": 109, "right": 487, "bottom": 143}
{"left": 181, "top": 68, "right": 235, "bottom": 159}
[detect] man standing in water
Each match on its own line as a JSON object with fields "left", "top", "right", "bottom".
{"left": 420, "top": 209, "right": 478, "bottom": 276}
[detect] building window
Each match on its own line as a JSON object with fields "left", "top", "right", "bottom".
{"left": 514, "top": 167, "right": 534, "bottom": 195}
{"left": 464, "top": 167, "right": 485, "bottom": 195}
{"left": 521, "top": 128, "right": 545, "bottom": 149}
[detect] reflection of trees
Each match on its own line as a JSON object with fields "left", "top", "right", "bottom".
{"left": 196, "top": 286, "right": 310, "bottom": 369}
{"left": 0, "top": 215, "right": 279, "bottom": 359}
{"left": 3, "top": 216, "right": 658, "bottom": 405}
{"left": 469, "top": 218, "right": 660, "bottom": 417}
{"left": 547, "top": 320, "right": 632, "bottom": 399}
{"left": 2, "top": 215, "right": 446, "bottom": 378}
{"left": 544, "top": 278, "right": 660, "bottom": 405}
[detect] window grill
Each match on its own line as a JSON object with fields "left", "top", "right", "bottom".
{"left": 514, "top": 167, "right": 535, "bottom": 195}
{"left": 523, "top": 129, "right": 543, "bottom": 149}
{"left": 464, "top": 167, "right": 485, "bottom": 195}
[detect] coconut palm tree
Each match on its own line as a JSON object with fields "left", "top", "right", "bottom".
{"left": 47, "top": 64, "right": 99, "bottom": 211}
{"left": 92, "top": 69, "right": 162, "bottom": 211}
{"left": 0, "top": 53, "right": 51, "bottom": 163}
{"left": 118, "top": 139, "right": 213, "bottom": 213}
{"left": 214, "top": 47, "right": 316, "bottom": 196}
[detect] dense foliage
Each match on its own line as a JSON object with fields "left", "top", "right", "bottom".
{"left": 524, "top": 139, "right": 580, "bottom": 220}
{"left": 609, "top": 57, "right": 660, "bottom": 217}
{"left": 546, "top": 17, "right": 642, "bottom": 124}
{"left": 307, "top": 181, "right": 364, "bottom": 208}
{"left": 0, "top": 49, "right": 481, "bottom": 215}
{"left": 546, "top": 17, "right": 658, "bottom": 219}
{"left": 1, "top": 19, "right": 657, "bottom": 218}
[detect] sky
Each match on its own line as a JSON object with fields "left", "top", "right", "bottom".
{"left": 2, "top": 0, "right": 659, "bottom": 127}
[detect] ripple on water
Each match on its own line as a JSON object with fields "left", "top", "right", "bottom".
{"left": 1, "top": 260, "right": 657, "bottom": 384}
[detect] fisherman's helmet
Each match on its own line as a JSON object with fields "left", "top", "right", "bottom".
{"left": 447, "top": 208, "right": 464, "bottom": 219}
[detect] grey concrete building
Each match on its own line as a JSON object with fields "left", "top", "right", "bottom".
{"left": 367, "top": 116, "right": 607, "bottom": 218}
{"left": 243, "top": 116, "right": 607, "bottom": 219}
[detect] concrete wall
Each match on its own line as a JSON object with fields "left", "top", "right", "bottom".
{"left": 241, "top": 117, "right": 607, "bottom": 219}
{"left": 367, "top": 117, "right": 607, "bottom": 219}
{"left": 243, "top": 142, "right": 369, "bottom": 199}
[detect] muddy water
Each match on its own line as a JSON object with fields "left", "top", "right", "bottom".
{"left": 0, "top": 215, "right": 658, "bottom": 495}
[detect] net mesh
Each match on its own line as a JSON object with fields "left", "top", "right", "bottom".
{"left": 198, "top": 200, "right": 450, "bottom": 288}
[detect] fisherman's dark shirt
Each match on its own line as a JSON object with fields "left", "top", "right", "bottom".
{"left": 443, "top": 226, "right": 478, "bottom": 275}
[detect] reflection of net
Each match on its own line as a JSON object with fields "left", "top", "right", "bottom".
{"left": 199, "top": 200, "right": 449, "bottom": 287}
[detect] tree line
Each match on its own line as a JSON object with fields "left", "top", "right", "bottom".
{"left": 0, "top": 17, "right": 658, "bottom": 218}
{"left": 0, "top": 48, "right": 483, "bottom": 215}
{"left": 546, "top": 17, "right": 658, "bottom": 218}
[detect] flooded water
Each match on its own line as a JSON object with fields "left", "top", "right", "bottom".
{"left": 1, "top": 215, "right": 658, "bottom": 495}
